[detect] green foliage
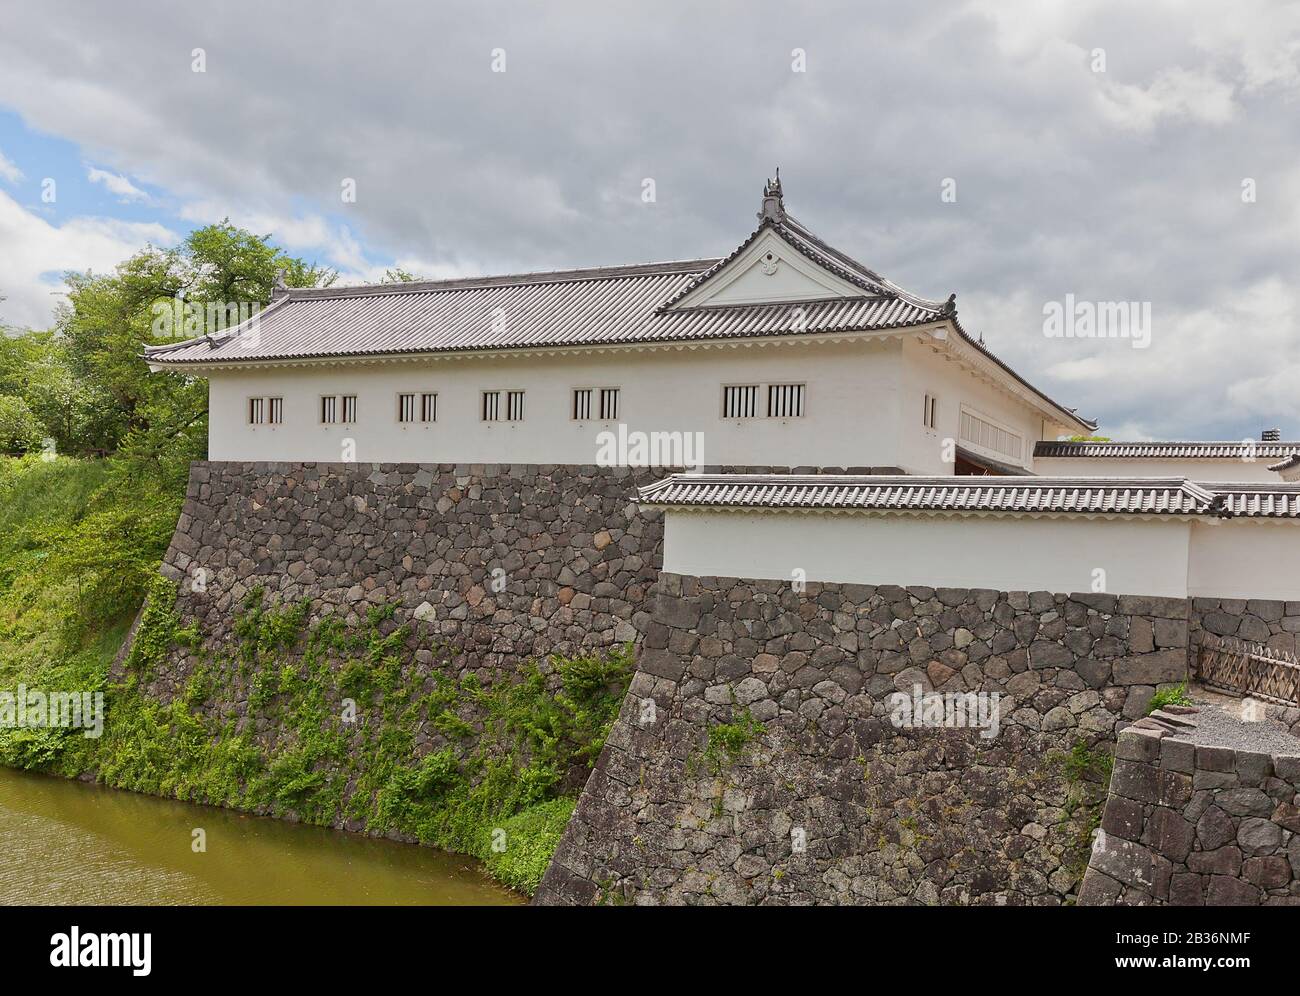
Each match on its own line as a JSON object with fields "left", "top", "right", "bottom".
{"left": 0, "top": 395, "right": 46, "bottom": 454}
{"left": 2, "top": 222, "right": 334, "bottom": 459}
{"left": 1042, "top": 738, "right": 1114, "bottom": 884}
{"left": 0, "top": 454, "right": 180, "bottom": 698}
{"left": 374, "top": 749, "right": 463, "bottom": 828}
{"left": 483, "top": 797, "right": 578, "bottom": 894}
{"left": 1145, "top": 682, "right": 1192, "bottom": 714}
{"left": 0, "top": 455, "right": 185, "bottom": 656}
{"left": 0, "top": 448, "right": 631, "bottom": 896}
{"left": 0, "top": 492, "right": 629, "bottom": 896}
{"left": 359, "top": 642, "right": 634, "bottom": 890}
{"left": 1052, "top": 738, "right": 1114, "bottom": 784}
{"left": 693, "top": 708, "right": 764, "bottom": 776}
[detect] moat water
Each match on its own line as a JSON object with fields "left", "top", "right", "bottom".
{"left": 0, "top": 766, "right": 521, "bottom": 905}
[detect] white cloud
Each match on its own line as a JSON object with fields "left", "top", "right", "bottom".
{"left": 1096, "top": 67, "right": 1237, "bottom": 131}
{"left": 1042, "top": 356, "right": 1112, "bottom": 382}
{"left": 178, "top": 201, "right": 331, "bottom": 248}
{"left": 972, "top": 277, "right": 1300, "bottom": 440}
{"left": 178, "top": 200, "right": 480, "bottom": 285}
{"left": 0, "top": 190, "right": 177, "bottom": 329}
{"left": 85, "top": 165, "right": 149, "bottom": 202}
{"left": 178, "top": 201, "right": 370, "bottom": 273}
{"left": 1187, "top": 0, "right": 1300, "bottom": 93}
{"left": 0, "top": 148, "right": 21, "bottom": 183}
{"left": 0, "top": 1, "right": 1297, "bottom": 438}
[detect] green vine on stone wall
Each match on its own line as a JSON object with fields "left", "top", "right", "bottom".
{"left": 11, "top": 580, "right": 635, "bottom": 896}
{"left": 689, "top": 708, "right": 764, "bottom": 777}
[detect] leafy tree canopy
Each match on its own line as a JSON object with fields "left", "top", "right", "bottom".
{"left": 0, "top": 222, "right": 334, "bottom": 459}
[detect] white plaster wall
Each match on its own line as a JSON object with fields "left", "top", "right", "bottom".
{"left": 1033, "top": 456, "right": 1283, "bottom": 482}
{"left": 897, "top": 337, "right": 1053, "bottom": 475}
{"left": 206, "top": 339, "right": 906, "bottom": 466}
{"left": 1188, "top": 519, "right": 1300, "bottom": 600}
{"left": 662, "top": 510, "right": 1192, "bottom": 597}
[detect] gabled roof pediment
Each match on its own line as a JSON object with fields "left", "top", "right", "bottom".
{"left": 664, "top": 226, "right": 866, "bottom": 308}
{"left": 662, "top": 173, "right": 949, "bottom": 314}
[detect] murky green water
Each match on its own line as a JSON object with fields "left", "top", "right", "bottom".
{"left": 0, "top": 766, "right": 522, "bottom": 905}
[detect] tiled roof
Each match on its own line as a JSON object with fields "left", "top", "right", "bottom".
{"left": 638, "top": 474, "right": 1216, "bottom": 516}
{"left": 1268, "top": 454, "right": 1300, "bottom": 472}
{"left": 144, "top": 197, "right": 1094, "bottom": 432}
{"left": 1035, "top": 441, "right": 1300, "bottom": 460}
{"left": 638, "top": 473, "right": 1300, "bottom": 519}
{"left": 1211, "top": 484, "right": 1300, "bottom": 518}
{"left": 143, "top": 255, "right": 945, "bottom": 364}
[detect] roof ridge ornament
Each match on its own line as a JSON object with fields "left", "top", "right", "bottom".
{"left": 757, "top": 168, "right": 785, "bottom": 223}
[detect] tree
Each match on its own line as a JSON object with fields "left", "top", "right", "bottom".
{"left": 0, "top": 394, "right": 47, "bottom": 455}
{"left": 381, "top": 267, "right": 421, "bottom": 283}
{"left": 49, "top": 222, "right": 335, "bottom": 458}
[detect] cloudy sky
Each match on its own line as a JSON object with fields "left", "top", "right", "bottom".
{"left": 0, "top": 0, "right": 1297, "bottom": 439}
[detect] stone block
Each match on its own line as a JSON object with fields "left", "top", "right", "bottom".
{"left": 1235, "top": 750, "right": 1273, "bottom": 786}
{"left": 1116, "top": 727, "right": 1163, "bottom": 763}
{"left": 1237, "top": 817, "right": 1283, "bottom": 856}
{"left": 1168, "top": 872, "right": 1204, "bottom": 906}
{"left": 1217, "top": 787, "right": 1274, "bottom": 818}
{"left": 1188, "top": 845, "right": 1242, "bottom": 876}
{"left": 1089, "top": 837, "right": 1157, "bottom": 890}
{"left": 1272, "top": 802, "right": 1300, "bottom": 833}
{"left": 638, "top": 648, "right": 685, "bottom": 681}
{"left": 1112, "top": 650, "right": 1187, "bottom": 685}
{"left": 1195, "top": 745, "right": 1237, "bottom": 772}
{"left": 1101, "top": 795, "right": 1145, "bottom": 841}
{"left": 1272, "top": 754, "right": 1300, "bottom": 787}
{"left": 1110, "top": 759, "right": 1161, "bottom": 805}
{"left": 1196, "top": 806, "right": 1236, "bottom": 850}
{"left": 1206, "top": 875, "right": 1262, "bottom": 906}
{"left": 1243, "top": 856, "right": 1292, "bottom": 890}
{"left": 1160, "top": 737, "right": 1196, "bottom": 774}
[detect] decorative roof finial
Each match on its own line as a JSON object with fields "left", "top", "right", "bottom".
{"left": 758, "top": 168, "right": 785, "bottom": 223}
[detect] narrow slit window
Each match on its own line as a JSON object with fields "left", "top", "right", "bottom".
{"left": 506, "top": 390, "right": 525, "bottom": 421}
{"left": 321, "top": 396, "right": 337, "bottom": 424}
{"left": 767, "top": 383, "right": 805, "bottom": 418}
{"left": 923, "top": 393, "right": 938, "bottom": 429}
{"left": 420, "top": 393, "right": 437, "bottom": 422}
{"left": 249, "top": 397, "right": 265, "bottom": 424}
{"left": 599, "top": 387, "right": 620, "bottom": 421}
{"left": 342, "top": 395, "right": 357, "bottom": 423}
{"left": 722, "top": 384, "right": 759, "bottom": 419}
{"left": 397, "top": 393, "right": 416, "bottom": 423}
{"left": 482, "top": 391, "right": 500, "bottom": 421}
{"left": 573, "top": 388, "right": 592, "bottom": 421}
{"left": 268, "top": 397, "right": 283, "bottom": 425}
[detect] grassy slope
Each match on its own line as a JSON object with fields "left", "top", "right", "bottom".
{"left": 0, "top": 458, "right": 134, "bottom": 695}
{"left": 0, "top": 456, "right": 619, "bottom": 896}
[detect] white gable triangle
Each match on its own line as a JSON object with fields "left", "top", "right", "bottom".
{"left": 671, "top": 229, "right": 865, "bottom": 308}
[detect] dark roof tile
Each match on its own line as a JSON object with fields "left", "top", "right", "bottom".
{"left": 638, "top": 473, "right": 1300, "bottom": 519}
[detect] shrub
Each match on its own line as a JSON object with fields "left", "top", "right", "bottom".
{"left": 482, "top": 797, "right": 578, "bottom": 894}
